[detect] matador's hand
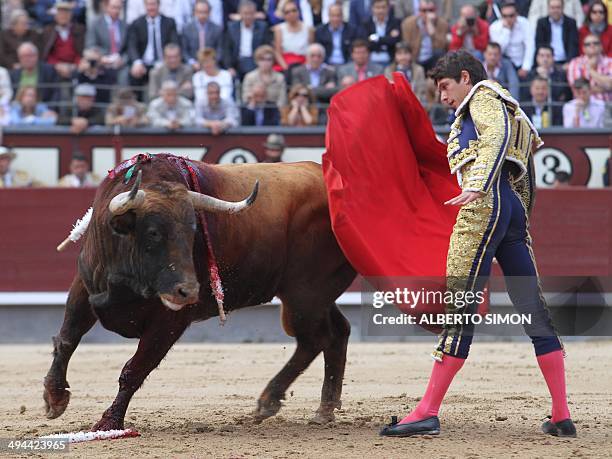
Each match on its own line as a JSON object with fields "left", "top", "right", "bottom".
{"left": 444, "top": 190, "right": 485, "bottom": 206}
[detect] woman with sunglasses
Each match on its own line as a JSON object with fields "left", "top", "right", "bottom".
{"left": 280, "top": 83, "right": 318, "bottom": 126}
{"left": 578, "top": 1, "right": 612, "bottom": 56}
{"left": 273, "top": 0, "right": 314, "bottom": 71}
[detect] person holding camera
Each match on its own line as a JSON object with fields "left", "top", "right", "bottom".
{"left": 77, "top": 47, "right": 117, "bottom": 104}
{"left": 449, "top": 4, "right": 489, "bottom": 60}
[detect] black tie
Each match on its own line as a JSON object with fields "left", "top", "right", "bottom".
{"left": 152, "top": 20, "right": 159, "bottom": 61}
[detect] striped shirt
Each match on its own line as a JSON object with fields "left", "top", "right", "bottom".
{"left": 566, "top": 55, "right": 612, "bottom": 101}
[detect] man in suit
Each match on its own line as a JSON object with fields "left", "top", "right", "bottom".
{"left": 535, "top": 0, "right": 579, "bottom": 67}
{"left": 223, "top": 0, "right": 271, "bottom": 80}
{"left": 361, "top": 0, "right": 402, "bottom": 67}
{"left": 522, "top": 45, "right": 572, "bottom": 103}
{"left": 41, "top": 2, "right": 86, "bottom": 80}
{"left": 127, "top": 0, "right": 179, "bottom": 92}
{"left": 240, "top": 82, "right": 280, "bottom": 126}
{"left": 337, "top": 38, "right": 384, "bottom": 82}
{"left": 10, "top": 42, "right": 60, "bottom": 103}
{"left": 85, "top": 0, "right": 127, "bottom": 75}
{"left": 148, "top": 44, "right": 193, "bottom": 99}
{"left": 522, "top": 75, "right": 563, "bottom": 127}
{"left": 182, "top": 0, "right": 224, "bottom": 70}
{"left": 291, "top": 43, "right": 337, "bottom": 102}
{"left": 482, "top": 42, "right": 520, "bottom": 100}
{"left": 401, "top": 0, "right": 449, "bottom": 72}
{"left": 315, "top": 3, "right": 359, "bottom": 66}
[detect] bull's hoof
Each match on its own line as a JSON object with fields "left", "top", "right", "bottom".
{"left": 91, "top": 416, "right": 125, "bottom": 432}
{"left": 251, "top": 397, "right": 282, "bottom": 424}
{"left": 309, "top": 410, "right": 336, "bottom": 425}
{"left": 43, "top": 387, "right": 71, "bottom": 419}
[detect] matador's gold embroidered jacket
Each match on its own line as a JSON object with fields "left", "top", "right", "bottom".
{"left": 446, "top": 80, "right": 543, "bottom": 213}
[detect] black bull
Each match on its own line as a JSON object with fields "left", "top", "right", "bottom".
{"left": 43, "top": 157, "right": 356, "bottom": 430}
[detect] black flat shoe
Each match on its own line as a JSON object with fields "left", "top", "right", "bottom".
{"left": 379, "top": 415, "right": 441, "bottom": 437}
{"left": 542, "top": 418, "right": 577, "bottom": 437}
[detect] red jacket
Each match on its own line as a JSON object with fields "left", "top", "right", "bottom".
{"left": 449, "top": 18, "right": 489, "bottom": 53}
{"left": 579, "top": 24, "right": 612, "bottom": 57}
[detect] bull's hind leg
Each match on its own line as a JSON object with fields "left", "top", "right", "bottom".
{"left": 44, "top": 275, "right": 97, "bottom": 419}
{"left": 91, "top": 310, "right": 190, "bottom": 431}
{"left": 253, "top": 300, "right": 350, "bottom": 424}
{"left": 312, "top": 304, "right": 350, "bottom": 424}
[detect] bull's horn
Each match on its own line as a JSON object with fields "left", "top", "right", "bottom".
{"left": 188, "top": 181, "right": 259, "bottom": 214}
{"left": 108, "top": 170, "right": 146, "bottom": 215}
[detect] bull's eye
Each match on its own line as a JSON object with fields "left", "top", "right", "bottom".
{"left": 146, "top": 228, "right": 162, "bottom": 243}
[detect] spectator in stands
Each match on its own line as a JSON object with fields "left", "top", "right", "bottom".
{"left": 362, "top": 0, "right": 402, "bottom": 67}
{"left": 482, "top": 41, "right": 520, "bottom": 99}
{"left": 0, "top": 66, "right": 13, "bottom": 106}
{"left": 523, "top": 45, "right": 573, "bottom": 103}
{"left": 195, "top": 81, "right": 239, "bottom": 135}
{"left": 148, "top": 44, "right": 193, "bottom": 100}
{"left": 182, "top": 0, "right": 224, "bottom": 71}
{"left": 349, "top": 0, "right": 373, "bottom": 30}
{"left": 273, "top": 1, "right": 314, "bottom": 71}
{"left": 240, "top": 83, "right": 281, "bottom": 126}
{"left": 10, "top": 43, "right": 60, "bottom": 104}
{"left": 59, "top": 83, "right": 105, "bottom": 133}
{"left": 552, "top": 170, "right": 571, "bottom": 187}
{"left": 0, "top": 147, "right": 33, "bottom": 188}
{"left": 193, "top": 48, "right": 234, "bottom": 107}
{"left": 563, "top": 77, "right": 606, "bottom": 127}
{"left": 127, "top": 0, "right": 179, "bottom": 91}
{"left": 226, "top": 0, "right": 267, "bottom": 22}
{"left": 58, "top": 154, "right": 101, "bottom": 187}
{"left": 85, "top": 0, "right": 127, "bottom": 79}
{"left": 523, "top": 76, "right": 563, "bottom": 127}
{"left": 291, "top": 43, "right": 337, "bottom": 102}
{"left": 337, "top": 39, "right": 384, "bottom": 82}
{"left": 224, "top": 0, "right": 271, "bottom": 79}
{"left": 268, "top": 0, "right": 329, "bottom": 26}
{"left": 125, "top": 0, "right": 192, "bottom": 33}
{"left": 147, "top": 80, "right": 194, "bottom": 129}
{"left": 449, "top": 4, "right": 489, "bottom": 60}
{"left": 242, "top": 45, "right": 287, "bottom": 107}
{"left": 535, "top": 0, "right": 579, "bottom": 67}
{"left": 384, "top": 42, "right": 426, "bottom": 102}
{"left": 401, "top": 0, "right": 449, "bottom": 72}
{"left": 579, "top": 1, "right": 612, "bottom": 56}
{"left": 42, "top": 2, "right": 85, "bottom": 80}
{"left": 8, "top": 86, "right": 57, "bottom": 126}
{"left": 281, "top": 83, "right": 319, "bottom": 126}
{"left": 528, "top": 0, "right": 584, "bottom": 30}
{"left": 567, "top": 33, "right": 612, "bottom": 101}
{"left": 489, "top": 1, "right": 535, "bottom": 79}
{"left": 0, "top": 9, "right": 41, "bottom": 70}
{"left": 315, "top": 3, "right": 359, "bottom": 67}
{"left": 105, "top": 88, "right": 149, "bottom": 126}
{"left": 77, "top": 47, "right": 117, "bottom": 104}
{"left": 262, "top": 133, "right": 285, "bottom": 162}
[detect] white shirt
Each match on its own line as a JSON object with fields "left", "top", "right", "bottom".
{"left": 240, "top": 22, "right": 254, "bottom": 58}
{"left": 489, "top": 16, "right": 535, "bottom": 72}
{"left": 549, "top": 17, "right": 566, "bottom": 62}
{"left": 193, "top": 69, "right": 234, "bottom": 106}
{"left": 126, "top": 0, "right": 192, "bottom": 33}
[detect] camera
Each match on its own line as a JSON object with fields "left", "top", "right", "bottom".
{"left": 88, "top": 59, "right": 98, "bottom": 68}
{"left": 466, "top": 17, "right": 476, "bottom": 27}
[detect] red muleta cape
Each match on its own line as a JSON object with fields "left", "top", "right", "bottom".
{"left": 322, "top": 73, "right": 462, "bottom": 331}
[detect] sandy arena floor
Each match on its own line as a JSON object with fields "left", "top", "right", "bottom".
{"left": 1, "top": 341, "right": 611, "bottom": 458}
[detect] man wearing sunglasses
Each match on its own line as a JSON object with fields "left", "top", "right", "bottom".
{"left": 489, "top": 1, "right": 535, "bottom": 79}
{"left": 567, "top": 33, "right": 612, "bottom": 101}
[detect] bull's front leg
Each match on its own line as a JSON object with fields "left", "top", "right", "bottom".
{"left": 91, "top": 311, "right": 189, "bottom": 431}
{"left": 44, "top": 276, "right": 97, "bottom": 419}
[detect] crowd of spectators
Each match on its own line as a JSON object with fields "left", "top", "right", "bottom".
{"left": 0, "top": 0, "right": 609, "bottom": 133}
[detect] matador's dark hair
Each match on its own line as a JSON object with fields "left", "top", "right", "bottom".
{"left": 428, "top": 51, "right": 487, "bottom": 85}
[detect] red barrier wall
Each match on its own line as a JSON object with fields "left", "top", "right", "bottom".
{"left": 1, "top": 187, "right": 610, "bottom": 292}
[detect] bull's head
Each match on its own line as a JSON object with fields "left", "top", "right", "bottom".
{"left": 107, "top": 170, "right": 258, "bottom": 311}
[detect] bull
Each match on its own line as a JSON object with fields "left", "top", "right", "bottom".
{"left": 43, "top": 154, "right": 356, "bottom": 431}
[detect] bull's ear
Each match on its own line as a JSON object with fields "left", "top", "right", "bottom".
{"left": 110, "top": 211, "right": 136, "bottom": 236}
